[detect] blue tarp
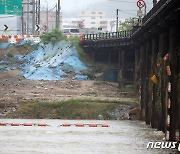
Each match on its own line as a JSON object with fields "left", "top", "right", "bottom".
{"left": 0, "top": 41, "right": 89, "bottom": 80}
{"left": 0, "top": 40, "right": 36, "bottom": 49}
{"left": 20, "top": 41, "right": 88, "bottom": 80}
{"left": 0, "top": 43, "right": 11, "bottom": 49}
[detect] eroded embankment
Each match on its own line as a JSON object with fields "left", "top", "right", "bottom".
{"left": 0, "top": 39, "right": 139, "bottom": 120}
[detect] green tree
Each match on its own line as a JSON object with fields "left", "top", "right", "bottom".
{"left": 118, "top": 18, "right": 138, "bottom": 31}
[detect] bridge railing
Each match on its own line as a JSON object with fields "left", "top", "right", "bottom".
{"left": 83, "top": 30, "right": 132, "bottom": 41}
{"left": 143, "top": 0, "right": 169, "bottom": 24}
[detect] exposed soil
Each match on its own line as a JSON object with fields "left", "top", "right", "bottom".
{"left": 0, "top": 44, "right": 139, "bottom": 119}
{"left": 0, "top": 44, "right": 38, "bottom": 58}
{"left": 0, "top": 69, "right": 138, "bottom": 118}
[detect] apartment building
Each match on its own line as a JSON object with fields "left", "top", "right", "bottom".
{"left": 78, "top": 11, "right": 116, "bottom": 33}
{"left": 61, "top": 11, "right": 116, "bottom": 34}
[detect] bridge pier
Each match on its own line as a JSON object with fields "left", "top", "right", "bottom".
{"left": 118, "top": 51, "right": 122, "bottom": 67}
{"left": 108, "top": 51, "right": 111, "bottom": 65}
{"left": 169, "top": 26, "right": 178, "bottom": 141}
{"left": 140, "top": 45, "right": 146, "bottom": 120}
{"left": 134, "top": 49, "right": 140, "bottom": 87}
{"left": 145, "top": 41, "right": 152, "bottom": 125}
{"left": 121, "top": 51, "right": 126, "bottom": 82}
{"left": 159, "top": 32, "right": 168, "bottom": 133}
{"left": 80, "top": 0, "right": 180, "bottom": 142}
{"left": 151, "top": 37, "right": 158, "bottom": 129}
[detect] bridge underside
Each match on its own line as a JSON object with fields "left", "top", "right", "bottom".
{"left": 82, "top": 45, "right": 135, "bottom": 82}
{"left": 81, "top": 0, "right": 180, "bottom": 143}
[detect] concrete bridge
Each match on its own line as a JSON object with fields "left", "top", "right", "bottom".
{"left": 80, "top": 0, "right": 180, "bottom": 142}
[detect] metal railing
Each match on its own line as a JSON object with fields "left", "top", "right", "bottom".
{"left": 143, "top": 0, "right": 172, "bottom": 25}
{"left": 83, "top": 30, "right": 132, "bottom": 41}
{"left": 82, "top": 0, "right": 171, "bottom": 41}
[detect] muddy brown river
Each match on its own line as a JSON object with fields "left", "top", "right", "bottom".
{"left": 0, "top": 119, "right": 177, "bottom": 154}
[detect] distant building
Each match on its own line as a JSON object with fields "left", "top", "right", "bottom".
{"left": 78, "top": 11, "right": 116, "bottom": 33}
{"left": 62, "top": 18, "right": 81, "bottom": 29}
{"left": 61, "top": 11, "right": 116, "bottom": 34}
{"left": 78, "top": 11, "right": 106, "bottom": 30}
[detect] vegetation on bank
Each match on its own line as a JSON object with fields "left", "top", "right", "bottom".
{"left": 40, "top": 28, "right": 81, "bottom": 50}
{"left": 7, "top": 50, "right": 14, "bottom": 58}
{"left": 7, "top": 99, "right": 138, "bottom": 119}
{"left": 40, "top": 28, "right": 67, "bottom": 45}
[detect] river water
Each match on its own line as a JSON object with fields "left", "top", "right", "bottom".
{"left": 0, "top": 119, "right": 176, "bottom": 154}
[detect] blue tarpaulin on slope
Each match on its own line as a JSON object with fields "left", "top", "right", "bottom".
{"left": 20, "top": 41, "right": 88, "bottom": 80}
{"left": 0, "top": 43, "right": 11, "bottom": 49}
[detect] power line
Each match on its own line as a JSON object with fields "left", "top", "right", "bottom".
{"left": 48, "top": 5, "right": 57, "bottom": 12}
{"left": 109, "top": 0, "right": 153, "bottom": 4}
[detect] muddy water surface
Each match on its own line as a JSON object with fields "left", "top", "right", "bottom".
{"left": 0, "top": 119, "right": 176, "bottom": 154}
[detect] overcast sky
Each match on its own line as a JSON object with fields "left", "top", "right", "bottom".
{"left": 41, "top": 0, "right": 155, "bottom": 18}
{"left": 41, "top": 0, "right": 104, "bottom": 11}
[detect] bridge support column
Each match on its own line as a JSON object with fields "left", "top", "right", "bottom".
{"left": 177, "top": 54, "right": 180, "bottom": 142}
{"left": 177, "top": 52, "right": 180, "bottom": 142}
{"left": 92, "top": 51, "right": 95, "bottom": 62}
{"left": 169, "top": 26, "right": 178, "bottom": 141}
{"left": 145, "top": 41, "right": 152, "bottom": 125}
{"left": 108, "top": 51, "right": 111, "bottom": 65}
{"left": 118, "top": 51, "right": 122, "bottom": 68}
{"left": 122, "top": 51, "right": 126, "bottom": 83}
{"left": 134, "top": 49, "right": 140, "bottom": 87}
{"left": 159, "top": 33, "right": 168, "bottom": 133}
{"left": 151, "top": 37, "right": 158, "bottom": 128}
{"left": 118, "top": 51, "right": 125, "bottom": 88}
{"left": 140, "top": 45, "right": 146, "bottom": 120}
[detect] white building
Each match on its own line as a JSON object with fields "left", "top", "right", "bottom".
{"left": 61, "top": 11, "right": 117, "bottom": 34}
{"left": 62, "top": 18, "right": 81, "bottom": 29}
{"left": 78, "top": 11, "right": 116, "bottom": 33}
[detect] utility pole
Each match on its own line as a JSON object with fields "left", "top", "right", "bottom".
{"left": 32, "top": 0, "right": 36, "bottom": 34}
{"left": 22, "top": 0, "right": 36, "bottom": 35}
{"left": 55, "top": 4, "right": 58, "bottom": 28}
{"left": 27, "top": 0, "right": 29, "bottom": 34}
{"left": 44, "top": 1, "right": 48, "bottom": 32}
{"left": 144, "top": 3, "right": 146, "bottom": 15}
{"left": 46, "top": 2, "right": 48, "bottom": 32}
{"left": 36, "top": 0, "right": 40, "bottom": 34}
{"left": 38, "top": 0, "right": 40, "bottom": 26}
{"left": 21, "top": 2, "right": 24, "bottom": 35}
{"left": 116, "top": 9, "right": 119, "bottom": 32}
{"left": 35, "top": 0, "right": 38, "bottom": 25}
{"left": 35, "top": 0, "right": 40, "bottom": 34}
{"left": 57, "top": 0, "right": 61, "bottom": 29}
